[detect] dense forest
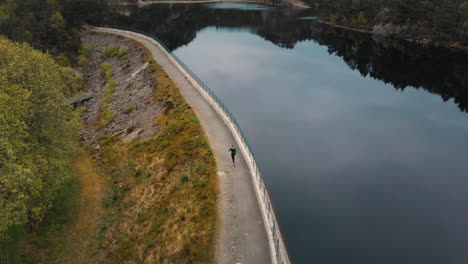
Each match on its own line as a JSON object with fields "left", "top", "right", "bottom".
{"left": 0, "top": 0, "right": 109, "bottom": 60}
{"left": 0, "top": 37, "right": 81, "bottom": 251}
{"left": 116, "top": 0, "right": 468, "bottom": 47}
{"left": 294, "top": 0, "right": 468, "bottom": 46}
{"left": 0, "top": 0, "right": 110, "bottom": 259}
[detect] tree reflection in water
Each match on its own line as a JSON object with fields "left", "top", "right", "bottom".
{"left": 109, "top": 3, "right": 468, "bottom": 112}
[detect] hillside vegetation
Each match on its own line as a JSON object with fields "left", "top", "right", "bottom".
{"left": 0, "top": 0, "right": 109, "bottom": 62}
{"left": 0, "top": 1, "right": 219, "bottom": 262}
{"left": 79, "top": 32, "right": 217, "bottom": 263}
{"left": 0, "top": 31, "right": 218, "bottom": 263}
{"left": 307, "top": 0, "right": 468, "bottom": 46}
{"left": 0, "top": 38, "right": 81, "bottom": 259}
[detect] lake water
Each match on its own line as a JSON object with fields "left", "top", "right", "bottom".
{"left": 110, "top": 3, "right": 468, "bottom": 263}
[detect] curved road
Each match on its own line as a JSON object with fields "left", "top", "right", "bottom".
{"left": 89, "top": 27, "right": 271, "bottom": 264}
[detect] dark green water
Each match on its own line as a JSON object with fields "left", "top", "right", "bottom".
{"left": 110, "top": 3, "right": 468, "bottom": 263}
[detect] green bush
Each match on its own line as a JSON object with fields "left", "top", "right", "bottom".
{"left": 79, "top": 44, "right": 92, "bottom": 57}
{"left": 117, "top": 46, "right": 128, "bottom": 58}
{"left": 104, "top": 45, "right": 119, "bottom": 58}
{"left": 57, "top": 55, "right": 71, "bottom": 67}
{"left": 124, "top": 105, "right": 135, "bottom": 114}
{"left": 100, "top": 62, "right": 112, "bottom": 81}
{"left": 358, "top": 11, "right": 368, "bottom": 24}
{"left": 102, "top": 80, "right": 117, "bottom": 103}
{"left": 99, "top": 62, "right": 117, "bottom": 127}
{"left": 102, "top": 107, "right": 115, "bottom": 127}
{"left": 49, "top": 11, "right": 64, "bottom": 31}
{"left": 126, "top": 126, "right": 136, "bottom": 134}
{"left": 77, "top": 55, "right": 90, "bottom": 68}
{"left": 180, "top": 173, "right": 189, "bottom": 183}
{"left": 352, "top": 11, "right": 367, "bottom": 25}
{"left": 105, "top": 45, "right": 128, "bottom": 59}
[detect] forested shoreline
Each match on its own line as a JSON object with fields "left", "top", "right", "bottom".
{"left": 268, "top": 0, "right": 468, "bottom": 47}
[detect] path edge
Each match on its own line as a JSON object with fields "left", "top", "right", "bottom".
{"left": 90, "top": 26, "right": 291, "bottom": 264}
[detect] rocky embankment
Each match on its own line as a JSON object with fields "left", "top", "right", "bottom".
{"left": 81, "top": 32, "right": 163, "bottom": 143}
{"left": 77, "top": 30, "right": 217, "bottom": 263}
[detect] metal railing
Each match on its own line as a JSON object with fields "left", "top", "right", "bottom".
{"left": 100, "top": 26, "right": 291, "bottom": 264}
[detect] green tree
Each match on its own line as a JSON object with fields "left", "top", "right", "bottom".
{"left": 0, "top": 38, "right": 80, "bottom": 242}
{"left": 0, "top": 0, "right": 16, "bottom": 26}
{"left": 357, "top": 11, "right": 368, "bottom": 24}
{"left": 49, "top": 11, "right": 66, "bottom": 43}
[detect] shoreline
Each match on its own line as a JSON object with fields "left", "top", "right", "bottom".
{"left": 318, "top": 19, "right": 468, "bottom": 53}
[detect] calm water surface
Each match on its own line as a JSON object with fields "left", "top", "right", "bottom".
{"left": 111, "top": 3, "right": 468, "bottom": 263}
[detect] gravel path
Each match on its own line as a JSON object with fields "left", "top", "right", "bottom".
{"left": 90, "top": 27, "right": 271, "bottom": 264}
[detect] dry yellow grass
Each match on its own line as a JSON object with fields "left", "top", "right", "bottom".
{"left": 92, "top": 39, "right": 217, "bottom": 264}
{"left": 19, "top": 151, "right": 104, "bottom": 264}
{"left": 54, "top": 152, "right": 104, "bottom": 263}
{"left": 16, "top": 35, "right": 217, "bottom": 264}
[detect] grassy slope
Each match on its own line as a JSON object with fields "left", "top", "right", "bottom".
{"left": 18, "top": 151, "right": 90, "bottom": 264}
{"left": 92, "top": 38, "right": 218, "bottom": 264}
{"left": 9, "top": 35, "right": 217, "bottom": 264}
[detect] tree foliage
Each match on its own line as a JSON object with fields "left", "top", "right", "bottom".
{"left": 0, "top": 38, "right": 80, "bottom": 242}
{"left": 310, "top": 0, "right": 468, "bottom": 44}
{"left": 0, "top": 0, "right": 110, "bottom": 54}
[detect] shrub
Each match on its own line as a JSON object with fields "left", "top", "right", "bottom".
{"left": 104, "top": 45, "right": 119, "bottom": 58}
{"left": 100, "top": 62, "right": 112, "bottom": 81}
{"left": 79, "top": 44, "right": 92, "bottom": 57}
{"left": 100, "top": 67, "right": 117, "bottom": 127}
{"left": 124, "top": 105, "right": 135, "bottom": 114}
{"left": 180, "top": 173, "right": 189, "bottom": 183}
{"left": 126, "top": 126, "right": 136, "bottom": 134}
{"left": 105, "top": 45, "right": 127, "bottom": 59}
{"left": 117, "top": 46, "right": 128, "bottom": 58}
{"left": 49, "top": 12, "right": 64, "bottom": 30}
{"left": 102, "top": 80, "right": 117, "bottom": 103}
{"left": 356, "top": 11, "right": 367, "bottom": 25}
{"left": 77, "top": 55, "right": 90, "bottom": 68}
{"left": 351, "top": 11, "right": 367, "bottom": 25}
{"left": 102, "top": 106, "right": 115, "bottom": 127}
{"left": 57, "top": 55, "right": 71, "bottom": 67}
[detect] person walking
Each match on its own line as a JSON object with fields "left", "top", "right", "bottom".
{"left": 228, "top": 145, "right": 237, "bottom": 167}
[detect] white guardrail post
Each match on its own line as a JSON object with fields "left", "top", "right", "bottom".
{"left": 91, "top": 27, "right": 291, "bottom": 264}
